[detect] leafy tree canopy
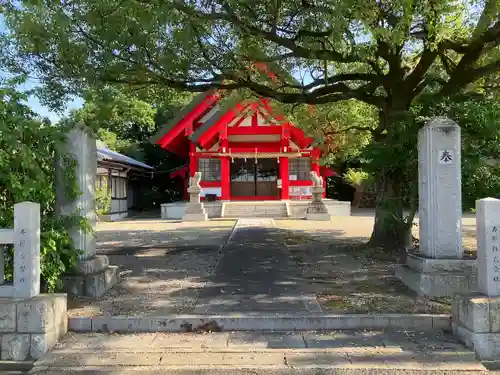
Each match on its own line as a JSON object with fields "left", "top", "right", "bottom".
{"left": 1, "top": 0, "right": 499, "bottom": 112}
{"left": 2, "top": 0, "right": 500, "bottom": 247}
{"left": 0, "top": 78, "right": 81, "bottom": 292}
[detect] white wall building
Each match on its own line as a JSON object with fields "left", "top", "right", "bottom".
{"left": 97, "top": 145, "right": 154, "bottom": 221}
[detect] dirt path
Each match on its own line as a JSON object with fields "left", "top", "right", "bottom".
{"left": 274, "top": 219, "right": 454, "bottom": 314}
{"left": 68, "top": 213, "right": 476, "bottom": 316}
{"left": 68, "top": 220, "right": 236, "bottom": 317}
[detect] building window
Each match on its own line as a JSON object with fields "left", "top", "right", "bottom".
{"left": 289, "top": 158, "right": 311, "bottom": 180}
{"left": 198, "top": 158, "right": 221, "bottom": 181}
{"left": 111, "top": 177, "right": 127, "bottom": 199}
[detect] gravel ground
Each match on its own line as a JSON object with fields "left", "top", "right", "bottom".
{"left": 67, "top": 219, "right": 236, "bottom": 317}
{"left": 274, "top": 213, "right": 478, "bottom": 314}
{"left": 67, "top": 212, "right": 477, "bottom": 317}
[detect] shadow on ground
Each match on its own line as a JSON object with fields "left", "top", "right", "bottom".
{"left": 68, "top": 219, "right": 452, "bottom": 317}
{"left": 274, "top": 223, "right": 452, "bottom": 314}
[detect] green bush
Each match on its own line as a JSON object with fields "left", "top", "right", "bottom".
{"left": 95, "top": 179, "right": 111, "bottom": 216}
{"left": 0, "top": 84, "right": 82, "bottom": 292}
{"left": 413, "top": 94, "right": 500, "bottom": 211}
{"left": 343, "top": 169, "right": 372, "bottom": 190}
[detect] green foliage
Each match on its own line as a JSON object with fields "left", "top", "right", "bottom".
{"left": 1, "top": 0, "right": 499, "bottom": 111}
{"left": 286, "top": 99, "right": 377, "bottom": 165}
{"left": 2, "top": 0, "right": 499, "bottom": 246}
{"left": 0, "top": 82, "right": 82, "bottom": 292}
{"left": 97, "top": 128, "right": 133, "bottom": 154}
{"left": 343, "top": 169, "right": 372, "bottom": 189}
{"left": 95, "top": 179, "right": 111, "bottom": 216}
{"left": 39, "top": 216, "right": 82, "bottom": 292}
{"left": 413, "top": 94, "right": 500, "bottom": 210}
{"left": 359, "top": 93, "right": 500, "bottom": 211}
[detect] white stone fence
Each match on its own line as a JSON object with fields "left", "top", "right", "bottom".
{"left": 0, "top": 201, "right": 40, "bottom": 298}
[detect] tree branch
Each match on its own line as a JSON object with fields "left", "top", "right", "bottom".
{"left": 441, "top": 21, "right": 500, "bottom": 95}
{"left": 170, "top": 0, "right": 364, "bottom": 63}
{"left": 284, "top": 73, "right": 379, "bottom": 91}
{"left": 403, "top": 48, "right": 439, "bottom": 98}
{"left": 323, "top": 124, "right": 375, "bottom": 135}
{"left": 470, "top": 58, "right": 500, "bottom": 81}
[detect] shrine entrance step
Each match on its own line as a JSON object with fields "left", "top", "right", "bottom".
{"left": 30, "top": 330, "right": 487, "bottom": 374}
{"left": 222, "top": 201, "right": 288, "bottom": 218}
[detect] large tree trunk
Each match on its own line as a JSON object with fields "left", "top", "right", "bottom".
{"left": 369, "top": 169, "right": 412, "bottom": 249}
{"left": 352, "top": 188, "right": 363, "bottom": 208}
{"left": 368, "top": 104, "right": 417, "bottom": 250}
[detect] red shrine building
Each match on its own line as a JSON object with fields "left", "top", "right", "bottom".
{"left": 152, "top": 90, "right": 350, "bottom": 218}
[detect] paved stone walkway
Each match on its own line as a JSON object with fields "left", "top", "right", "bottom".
{"left": 193, "top": 219, "right": 319, "bottom": 314}
{"left": 29, "top": 330, "right": 487, "bottom": 374}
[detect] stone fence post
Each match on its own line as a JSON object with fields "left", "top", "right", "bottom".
{"left": 0, "top": 202, "right": 67, "bottom": 361}
{"left": 453, "top": 198, "right": 500, "bottom": 360}
{"left": 55, "top": 125, "right": 97, "bottom": 261}
{"left": 57, "top": 125, "right": 119, "bottom": 297}
{"left": 0, "top": 202, "right": 40, "bottom": 298}
{"left": 395, "top": 117, "right": 476, "bottom": 297}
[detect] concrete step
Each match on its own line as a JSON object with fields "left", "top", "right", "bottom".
{"left": 0, "top": 360, "right": 34, "bottom": 373}
{"left": 28, "top": 331, "right": 488, "bottom": 374}
{"left": 223, "top": 203, "right": 288, "bottom": 218}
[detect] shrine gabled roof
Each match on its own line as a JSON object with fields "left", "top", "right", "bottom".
{"left": 188, "top": 92, "right": 244, "bottom": 146}
{"left": 151, "top": 88, "right": 315, "bottom": 154}
{"left": 150, "top": 89, "right": 216, "bottom": 145}
{"left": 189, "top": 108, "right": 223, "bottom": 148}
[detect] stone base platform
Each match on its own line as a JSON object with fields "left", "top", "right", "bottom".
{"left": 453, "top": 322, "right": 500, "bottom": 361}
{"left": 452, "top": 293, "right": 500, "bottom": 360}
{"left": 62, "top": 255, "right": 120, "bottom": 298}
{"left": 395, "top": 253, "right": 476, "bottom": 297}
{"left": 183, "top": 212, "right": 208, "bottom": 221}
{"left": 0, "top": 294, "right": 67, "bottom": 361}
{"left": 305, "top": 212, "right": 331, "bottom": 221}
{"left": 161, "top": 200, "right": 351, "bottom": 219}
{"left": 182, "top": 202, "right": 208, "bottom": 222}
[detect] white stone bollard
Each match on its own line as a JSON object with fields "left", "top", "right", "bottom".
{"left": 395, "top": 117, "right": 476, "bottom": 297}
{"left": 476, "top": 198, "right": 500, "bottom": 297}
{"left": 13, "top": 202, "right": 41, "bottom": 298}
{"left": 452, "top": 197, "right": 500, "bottom": 361}
{"left": 418, "top": 117, "right": 462, "bottom": 259}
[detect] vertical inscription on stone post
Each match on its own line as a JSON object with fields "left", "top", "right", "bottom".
{"left": 492, "top": 225, "right": 500, "bottom": 284}
{"left": 476, "top": 198, "right": 500, "bottom": 297}
{"left": 13, "top": 202, "right": 41, "bottom": 298}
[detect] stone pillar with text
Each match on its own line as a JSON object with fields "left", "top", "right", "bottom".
{"left": 183, "top": 172, "right": 208, "bottom": 221}
{"left": 453, "top": 198, "right": 500, "bottom": 360}
{"left": 395, "top": 117, "right": 476, "bottom": 296}
{"left": 57, "top": 125, "right": 119, "bottom": 297}
{"left": 306, "top": 171, "right": 330, "bottom": 221}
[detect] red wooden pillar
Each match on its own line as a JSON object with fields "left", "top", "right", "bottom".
{"left": 221, "top": 156, "right": 230, "bottom": 200}
{"left": 220, "top": 135, "right": 230, "bottom": 200}
{"left": 280, "top": 124, "right": 290, "bottom": 200}
{"left": 280, "top": 157, "right": 289, "bottom": 200}
{"left": 189, "top": 142, "right": 197, "bottom": 177}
